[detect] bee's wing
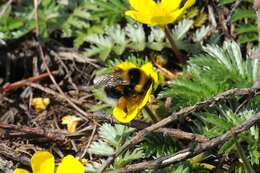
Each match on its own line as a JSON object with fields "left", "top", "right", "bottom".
{"left": 94, "top": 75, "right": 129, "bottom": 88}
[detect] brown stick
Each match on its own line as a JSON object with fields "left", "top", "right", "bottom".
{"left": 0, "top": 71, "right": 58, "bottom": 93}
{"left": 164, "top": 25, "right": 185, "bottom": 64}
{"left": 0, "top": 122, "right": 66, "bottom": 142}
{"left": 106, "top": 111, "right": 260, "bottom": 173}
{"left": 144, "top": 105, "right": 159, "bottom": 123}
{"left": 155, "top": 128, "right": 208, "bottom": 143}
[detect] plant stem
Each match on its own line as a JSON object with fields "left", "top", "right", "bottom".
{"left": 164, "top": 25, "right": 185, "bottom": 64}
{"left": 232, "top": 132, "right": 256, "bottom": 173}
{"left": 144, "top": 105, "right": 158, "bottom": 123}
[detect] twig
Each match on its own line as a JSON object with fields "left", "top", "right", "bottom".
{"left": 0, "top": 71, "right": 58, "bottom": 93}
{"left": 50, "top": 50, "right": 79, "bottom": 91}
{"left": 155, "top": 128, "right": 208, "bottom": 143}
{"left": 154, "top": 62, "right": 180, "bottom": 79}
{"left": 164, "top": 25, "right": 184, "bottom": 64}
{"left": 144, "top": 105, "right": 158, "bottom": 123}
{"left": 29, "top": 83, "right": 82, "bottom": 105}
{"left": 0, "top": 143, "right": 30, "bottom": 166}
{"left": 80, "top": 124, "right": 97, "bottom": 159}
{"left": 225, "top": 0, "right": 242, "bottom": 23}
{"left": 0, "top": 122, "right": 66, "bottom": 142}
{"left": 106, "top": 111, "right": 260, "bottom": 173}
{"left": 98, "top": 87, "right": 259, "bottom": 172}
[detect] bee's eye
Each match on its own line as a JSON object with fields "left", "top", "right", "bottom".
{"left": 128, "top": 68, "right": 141, "bottom": 85}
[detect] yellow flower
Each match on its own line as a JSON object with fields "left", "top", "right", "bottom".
{"left": 112, "top": 62, "right": 158, "bottom": 123}
{"left": 13, "top": 151, "right": 84, "bottom": 173}
{"left": 31, "top": 97, "right": 50, "bottom": 112}
{"left": 62, "top": 115, "right": 82, "bottom": 133}
{"left": 125, "top": 0, "right": 196, "bottom": 26}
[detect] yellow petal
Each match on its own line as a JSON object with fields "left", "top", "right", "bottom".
{"left": 13, "top": 169, "right": 30, "bottom": 173}
{"left": 140, "top": 63, "right": 158, "bottom": 89}
{"left": 167, "top": 0, "right": 195, "bottom": 24}
{"left": 183, "top": 0, "right": 196, "bottom": 9}
{"left": 161, "top": 0, "right": 182, "bottom": 11}
{"left": 113, "top": 84, "right": 153, "bottom": 123}
{"left": 31, "top": 151, "right": 55, "bottom": 173}
{"left": 125, "top": 11, "right": 154, "bottom": 25}
{"left": 62, "top": 115, "right": 82, "bottom": 133}
{"left": 113, "top": 102, "right": 139, "bottom": 123}
{"left": 114, "top": 61, "right": 137, "bottom": 71}
{"left": 169, "top": 9, "right": 184, "bottom": 22}
{"left": 56, "top": 155, "right": 84, "bottom": 173}
{"left": 139, "top": 83, "right": 153, "bottom": 108}
{"left": 31, "top": 98, "right": 50, "bottom": 112}
{"left": 128, "top": 0, "right": 156, "bottom": 12}
{"left": 151, "top": 16, "right": 175, "bottom": 27}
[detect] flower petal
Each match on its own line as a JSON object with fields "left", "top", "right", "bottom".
{"left": 168, "top": 0, "right": 195, "bottom": 23}
{"left": 161, "top": 0, "right": 182, "bottom": 11}
{"left": 140, "top": 63, "right": 158, "bottom": 89}
{"left": 13, "top": 169, "right": 30, "bottom": 173}
{"left": 56, "top": 155, "right": 84, "bottom": 173}
{"left": 114, "top": 61, "right": 137, "bottom": 71}
{"left": 125, "top": 11, "right": 154, "bottom": 25}
{"left": 31, "top": 97, "right": 50, "bottom": 112}
{"left": 170, "top": 9, "right": 184, "bottom": 22}
{"left": 113, "top": 100, "right": 139, "bottom": 123}
{"left": 128, "top": 0, "right": 156, "bottom": 12}
{"left": 31, "top": 151, "right": 55, "bottom": 173}
{"left": 183, "top": 0, "right": 196, "bottom": 9}
{"left": 113, "top": 84, "right": 153, "bottom": 123}
{"left": 151, "top": 16, "right": 175, "bottom": 27}
{"left": 139, "top": 82, "right": 153, "bottom": 108}
{"left": 62, "top": 115, "right": 82, "bottom": 133}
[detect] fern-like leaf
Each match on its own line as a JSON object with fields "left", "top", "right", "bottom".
{"left": 159, "top": 41, "right": 260, "bottom": 109}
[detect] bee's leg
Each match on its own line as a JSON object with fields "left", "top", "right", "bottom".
{"left": 117, "top": 97, "right": 128, "bottom": 115}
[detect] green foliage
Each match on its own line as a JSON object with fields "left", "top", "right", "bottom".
{"left": 159, "top": 41, "right": 260, "bottom": 109}
{"left": 196, "top": 109, "right": 260, "bottom": 167}
{"left": 0, "top": 0, "right": 127, "bottom": 42}
{"left": 0, "top": 3, "right": 34, "bottom": 41}
{"left": 220, "top": 0, "right": 257, "bottom": 44}
{"left": 88, "top": 123, "right": 135, "bottom": 155}
{"left": 219, "top": 0, "right": 236, "bottom": 5}
{"left": 83, "top": 19, "right": 210, "bottom": 61}
{"left": 138, "top": 133, "right": 177, "bottom": 158}
{"left": 87, "top": 123, "right": 144, "bottom": 172}
{"left": 0, "top": 0, "right": 66, "bottom": 40}
{"left": 37, "top": 0, "right": 67, "bottom": 38}
{"left": 83, "top": 24, "right": 163, "bottom": 61}
{"left": 62, "top": 0, "right": 128, "bottom": 47}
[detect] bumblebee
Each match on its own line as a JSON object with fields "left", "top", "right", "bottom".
{"left": 95, "top": 67, "right": 153, "bottom": 101}
{"left": 94, "top": 62, "right": 158, "bottom": 123}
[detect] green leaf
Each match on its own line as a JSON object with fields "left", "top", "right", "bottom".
{"left": 88, "top": 140, "right": 115, "bottom": 156}
{"left": 231, "top": 9, "right": 256, "bottom": 22}
{"left": 238, "top": 33, "right": 258, "bottom": 44}
{"left": 234, "top": 24, "right": 258, "bottom": 35}
{"left": 219, "top": 0, "right": 236, "bottom": 5}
